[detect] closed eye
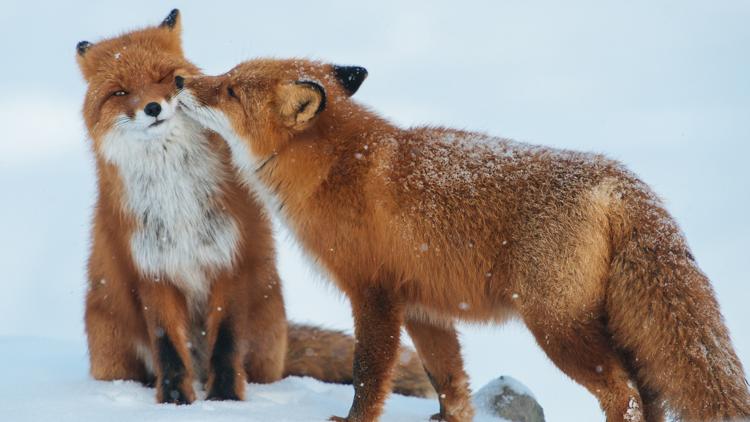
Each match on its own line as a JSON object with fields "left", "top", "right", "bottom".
{"left": 227, "top": 86, "right": 238, "bottom": 99}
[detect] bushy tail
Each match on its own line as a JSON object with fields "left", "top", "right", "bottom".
{"left": 284, "top": 323, "right": 435, "bottom": 398}
{"left": 606, "top": 188, "right": 750, "bottom": 421}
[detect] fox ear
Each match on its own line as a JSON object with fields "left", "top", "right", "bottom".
{"left": 158, "top": 9, "right": 183, "bottom": 54}
{"left": 278, "top": 81, "right": 327, "bottom": 130}
{"left": 76, "top": 41, "right": 95, "bottom": 80}
{"left": 332, "top": 65, "right": 367, "bottom": 96}
{"left": 160, "top": 9, "right": 181, "bottom": 31}
{"left": 76, "top": 41, "right": 93, "bottom": 57}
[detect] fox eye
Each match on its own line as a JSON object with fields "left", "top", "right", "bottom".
{"left": 227, "top": 86, "right": 237, "bottom": 99}
{"left": 112, "top": 90, "right": 128, "bottom": 97}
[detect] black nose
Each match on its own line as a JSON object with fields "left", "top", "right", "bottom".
{"left": 175, "top": 75, "right": 184, "bottom": 89}
{"left": 144, "top": 102, "right": 162, "bottom": 117}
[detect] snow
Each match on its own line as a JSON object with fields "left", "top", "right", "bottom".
{"left": 0, "top": 337, "right": 508, "bottom": 422}
{"left": 1, "top": 1, "right": 749, "bottom": 421}
{"left": 623, "top": 397, "right": 642, "bottom": 422}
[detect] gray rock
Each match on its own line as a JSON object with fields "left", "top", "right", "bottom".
{"left": 472, "top": 375, "right": 545, "bottom": 422}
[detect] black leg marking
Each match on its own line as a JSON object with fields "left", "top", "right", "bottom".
{"left": 142, "top": 373, "right": 157, "bottom": 388}
{"left": 424, "top": 368, "right": 447, "bottom": 418}
{"left": 207, "top": 320, "right": 240, "bottom": 400}
{"left": 157, "top": 334, "right": 190, "bottom": 404}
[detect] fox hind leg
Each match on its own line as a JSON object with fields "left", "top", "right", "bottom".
{"left": 85, "top": 278, "right": 152, "bottom": 385}
{"left": 241, "top": 286, "right": 287, "bottom": 385}
{"left": 404, "top": 317, "right": 474, "bottom": 422}
{"left": 204, "top": 270, "right": 287, "bottom": 400}
{"left": 619, "top": 349, "right": 666, "bottom": 422}
{"left": 522, "top": 306, "right": 647, "bottom": 422}
{"left": 638, "top": 385, "right": 665, "bottom": 422}
{"left": 86, "top": 304, "right": 150, "bottom": 384}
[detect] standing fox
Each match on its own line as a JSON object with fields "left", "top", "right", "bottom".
{"left": 177, "top": 58, "right": 750, "bottom": 422}
{"left": 76, "top": 10, "right": 432, "bottom": 405}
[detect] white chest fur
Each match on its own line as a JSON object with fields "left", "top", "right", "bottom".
{"left": 101, "top": 115, "right": 240, "bottom": 306}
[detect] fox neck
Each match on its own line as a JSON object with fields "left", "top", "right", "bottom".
{"left": 221, "top": 131, "right": 330, "bottom": 228}
{"left": 234, "top": 107, "right": 396, "bottom": 226}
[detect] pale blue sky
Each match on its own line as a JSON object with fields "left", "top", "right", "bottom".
{"left": 1, "top": 1, "right": 748, "bottom": 420}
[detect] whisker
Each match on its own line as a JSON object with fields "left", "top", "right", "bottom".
{"left": 255, "top": 153, "right": 277, "bottom": 173}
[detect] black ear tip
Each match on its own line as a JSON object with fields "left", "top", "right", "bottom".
{"left": 77, "top": 41, "right": 93, "bottom": 56}
{"left": 161, "top": 9, "right": 180, "bottom": 28}
{"left": 333, "top": 65, "right": 368, "bottom": 96}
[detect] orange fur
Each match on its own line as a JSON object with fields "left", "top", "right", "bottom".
{"left": 78, "top": 11, "right": 431, "bottom": 405}
{"left": 179, "top": 58, "right": 750, "bottom": 421}
{"left": 285, "top": 324, "right": 435, "bottom": 399}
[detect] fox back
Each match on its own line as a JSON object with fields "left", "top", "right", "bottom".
{"left": 180, "top": 59, "right": 750, "bottom": 421}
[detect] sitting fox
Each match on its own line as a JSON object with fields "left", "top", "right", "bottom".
{"left": 75, "top": 10, "right": 431, "bottom": 406}
{"left": 176, "top": 58, "right": 750, "bottom": 422}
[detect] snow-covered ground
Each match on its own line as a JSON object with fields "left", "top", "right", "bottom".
{"left": 0, "top": 337, "right": 513, "bottom": 422}
{"left": 1, "top": 1, "right": 749, "bottom": 421}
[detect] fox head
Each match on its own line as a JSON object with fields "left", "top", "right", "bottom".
{"left": 76, "top": 9, "right": 199, "bottom": 150}
{"left": 177, "top": 58, "right": 367, "bottom": 167}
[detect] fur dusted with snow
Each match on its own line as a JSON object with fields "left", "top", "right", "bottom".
{"left": 76, "top": 11, "right": 432, "bottom": 406}
{"left": 178, "top": 58, "right": 750, "bottom": 422}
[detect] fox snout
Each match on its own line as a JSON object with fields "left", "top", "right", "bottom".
{"left": 144, "top": 102, "right": 162, "bottom": 117}
{"left": 175, "top": 74, "right": 224, "bottom": 107}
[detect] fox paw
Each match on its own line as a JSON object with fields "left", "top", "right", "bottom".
{"left": 158, "top": 386, "right": 194, "bottom": 405}
{"left": 206, "top": 390, "right": 241, "bottom": 401}
{"left": 206, "top": 374, "right": 242, "bottom": 401}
